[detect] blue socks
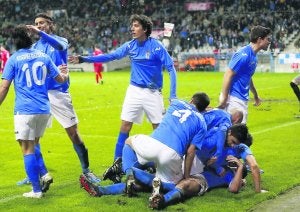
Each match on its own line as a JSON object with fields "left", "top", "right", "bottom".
{"left": 24, "top": 154, "right": 41, "bottom": 192}
{"left": 114, "top": 132, "right": 129, "bottom": 159}
{"left": 34, "top": 144, "right": 48, "bottom": 177}
{"left": 73, "top": 143, "right": 89, "bottom": 173}
{"left": 164, "top": 187, "right": 183, "bottom": 205}
{"left": 122, "top": 144, "right": 138, "bottom": 174}
{"left": 98, "top": 183, "right": 126, "bottom": 195}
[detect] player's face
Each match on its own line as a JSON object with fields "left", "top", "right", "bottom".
{"left": 260, "top": 35, "right": 271, "bottom": 51}
{"left": 131, "top": 20, "right": 146, "bottom": 41}
{"left": 225, "top": 133, "right": 240, "bottom": 147}
{"left": 35, "top": 17, "right": 52, "bottom": 34}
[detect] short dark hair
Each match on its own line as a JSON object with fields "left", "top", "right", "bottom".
{"left": 250, "top": 25, "right": 271, "bottom": 43}
{"left": 130, "top": 14, "right": 153, "bottom": 37}
{"left": 229, "top": 124, "right": 248, "bottom": 144}
{"left": 244, "top": 133, "right": 253, "bottom": 147}
{"left": 34, "top": 13, "right": 55, "bottom": 32}
{"left": 34, "top": 13, "right": 53, "bottom": 22}
{"left": 12, "top": 25, "right": 33, "bottom": 50}
{"left": 192, "top": 92, "right": 210, "bottom": 112}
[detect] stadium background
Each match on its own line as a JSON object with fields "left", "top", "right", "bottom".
{"left": 1, "top": 1, "right": 300, "bottom": 211}
{"left": 1, "top": 0, "right": 300, "bottom": 73}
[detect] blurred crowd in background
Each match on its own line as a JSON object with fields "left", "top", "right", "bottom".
{"left": 0, "top": 0, "right": 299, "bottom": 56}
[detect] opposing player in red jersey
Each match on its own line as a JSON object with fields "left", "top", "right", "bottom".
{"left": 93, "top": 46, "right": 104, "bottom": 84}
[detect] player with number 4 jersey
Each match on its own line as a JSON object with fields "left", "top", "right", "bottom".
{"left": 122, "top": 92, "right": 209, "bottom": 185}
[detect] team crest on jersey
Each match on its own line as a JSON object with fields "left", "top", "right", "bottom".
{"left": 146, "top": 51, "right": 150, "bottom": 59}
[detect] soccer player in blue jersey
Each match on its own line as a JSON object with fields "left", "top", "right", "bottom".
{"left": 149, "top": 155, "right": 247, "bottom": 210}
{"left": 0, "top": 25, "right": 68, "bottom": 198}
{"left": 18, "top": 13, "right": 100, "bottom": 187}
{"left": 121, "top": 92, "right": 209, "bottom": 195}
{"left": 196, "top": 108, "right": 243, "bottom": 169}
{"left": 79, "top": 92, "right": 209, "bottom": 197}
{"left": 218, "top": 25, "right": 271, "bottom": 123}
{"left": 148, "top": 124, "right": 267, "bottom": 210}
{"left": 69, "top": 14, "right": 177, "bottom": 183}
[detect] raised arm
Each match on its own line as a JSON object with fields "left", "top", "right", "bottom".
{"left": 227, "top": 155, "right": 244, "bottom": 193}
{"left": 26, "top": 25, "right": 68, "bottom": 50}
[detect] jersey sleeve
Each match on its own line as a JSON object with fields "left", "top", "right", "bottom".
{"left": 1, "top": 57, "right": 15, "bottom": 81}
{"left": 81, "top": 42, "right": 129, "bottom": 63}
{"left": 228, "top": 52, "right": 247, "bottom": 73}
{"left": 234, "top": 143, "right": 252, "bottom": 160}
{"left": 39, "top": 31, "right": 68, "bottom": 51}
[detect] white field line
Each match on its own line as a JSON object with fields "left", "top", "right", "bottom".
{"left": 0, "top": 120, "right": 299, "bottom": 203}
{"left": 252, "top": 121, "right": 300, "bottom": 135}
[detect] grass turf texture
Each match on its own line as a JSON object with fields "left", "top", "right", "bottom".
{"left": 0, "top": 70, "right": 299, "bottom": 211}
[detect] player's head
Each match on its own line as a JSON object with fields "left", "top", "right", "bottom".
{"left": 12, "top": 25, "right": 33, "bottom": 50}
{"left": 229, "top": 109, "right": 243, "bottom": 124}
{"left": 130, "top": 14, "right": 152, "bottom": 37}
{"left": 191, "top": 92, "right": 210, "bottom": 112}
{"left": 244, "top": 132, "right": 253, "bottom": 147}
{"left": 250, "top": 25, "right": 271, "bottom": 50}
{"left": 225, "top": 124, "right": 249, "bottom": 147}
{"left": 34, "top": 13, "right": 55, "bottom": 33}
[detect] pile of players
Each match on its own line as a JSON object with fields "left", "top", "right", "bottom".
{"left": 79, "top": 92, "right": 266, "bottom": 210}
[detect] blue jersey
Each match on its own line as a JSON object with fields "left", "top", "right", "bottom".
{"left": 2, "top": 48, "right": 60, "bottom": 114}
{"left": 196, "top": 127, "right": 226, "bottom": 175}
{"left": 202, "top": 143, "right": 252, "bottom": 188}
{"left": 81, "top": 37, "right": 177, "bottom": 99}
{"left": 32, "top": 31, "right": 69, "bottom": 92}
{"left": 151, "top": 99, "right": 207, "bottom": 157}
{"left": 203, "top": 108, "right": 232, "bottom": 131}
{"left": 228, "top": 44, "right": 257, "bottom": 101}
{"left": 225, "top": 143, "right": 252, "bottom": 161}
{"left": 202, "top": 169, "right": 234, "bottom": 189}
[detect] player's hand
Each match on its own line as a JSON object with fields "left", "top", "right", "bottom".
{"left": 58, "top": 64, "right": 69, "bottom": 75}
{"left": 26, "top": 25, "right": 40, "bottom": 34}
{"left": 207, "top": 156, "right": 217, "bottom": 166}
{"left": 68, "top": 55, "right": 79, "bottom": 64}
{"left": 217, "top": 93, "right": 228, "bottom": 109}
{"left": 253, "top": 96, "right": 262, "bottom": 106}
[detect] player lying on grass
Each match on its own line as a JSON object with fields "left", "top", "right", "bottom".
{"left": 149, "top": 155, "right": 248, "bottom": 210}
{"left": 148, "top": 126, "right": 268, "bottom": 210}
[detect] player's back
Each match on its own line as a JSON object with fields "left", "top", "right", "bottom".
{"left": 3, "top": 48, "right": 59, "bottom": 114}
{"left": 151, "top": 99, "right": 206, "bottom": 157}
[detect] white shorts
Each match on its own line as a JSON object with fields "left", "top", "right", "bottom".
{"left": 14, "top": 114, "right": 51, "bottom": 141}
{"left": 187, "top": 156, "right": 205, "bottom": 178}
{"left": 292, "top": 75, "right": 300, "bottom": 85}
{"left": 48, "top": 90, "right": 79, "bottom": 128}
{"left": 121, "top": 85, "right": 164, "bottom": 124}
{"left": 131, "top": 134, "right": 183, "bottom": 184}
{"left": 219, "top": 93, "right": 248, "bottom": 124}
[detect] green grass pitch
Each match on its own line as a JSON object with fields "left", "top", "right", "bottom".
{"left": 0, "top": 70, "right": 299, "bottom": 211}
